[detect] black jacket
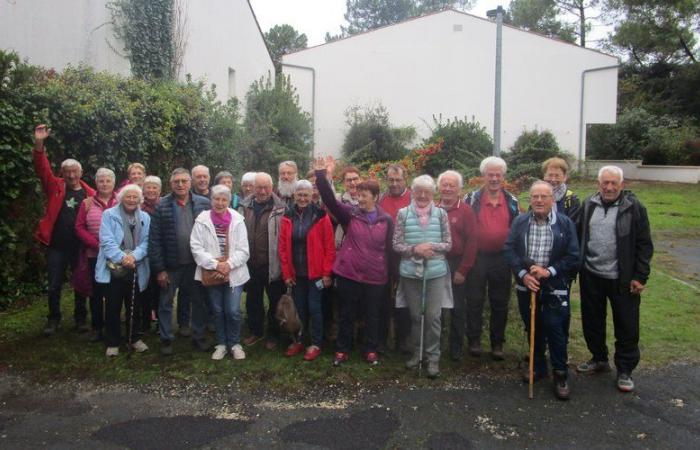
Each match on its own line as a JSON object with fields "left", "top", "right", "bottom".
{"left": 578, "top": 190, "right": 653, "bottom": 288}
{"left": 149, "top": 193, "right": 210, "bottom": 273}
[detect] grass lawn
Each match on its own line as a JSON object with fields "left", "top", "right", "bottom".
{"left": 1, "top": 180, "right": 698, "bottom": 393}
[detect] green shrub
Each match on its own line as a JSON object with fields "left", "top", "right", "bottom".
{"left": 422, "top": 116, "right": 492, "bottom": 177}
{"left": 504, "top": 129, "right": 568, "bottom": 179}
{"left": 341, "top": 103, "right": 416, "bottom": 170}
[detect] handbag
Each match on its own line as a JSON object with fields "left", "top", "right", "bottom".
{"left": 201, "top": 233, "right": 230, "bottom": 287}
{"left": 275, "top": 285, "right": 301, "bottom": 336}
{"left": 107, "top": 250, "right": 134, "bottom": 279}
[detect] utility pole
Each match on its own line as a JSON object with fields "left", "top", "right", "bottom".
{"left": 487, "top": 6, "right": 504, "bottom": 156}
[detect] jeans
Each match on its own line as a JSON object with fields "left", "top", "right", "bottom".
{"left": 206, "top": 284, "right": 244, "bottom": 347}
{"left": 46, "top": 246, "right": 87, "bottom": 323}
{"left": 105, "top": 272, "right": 143, "bottom": 347}
{"left": 580, "top": 269, "right": 641, "bottom": 374}
{"left": 293, "top": 277, "right": 323, "bottom": 347}
{"left": 158, "top": 264, "right": 206, "bottom": 343}
{"left": 447, "top": 257, "right": 468, "bottom": 356}
{"left": 245, "top": 265, "right": 284, "bottom": 340}
{"left": 335, "top": 276, "right": 385, "bottom": 354}
{"left": 517, "top": 287, "right": 571, "bottom": 374}
{"left": 87, "top": 258, "right": 107, "bottom": 332}
{"left": 402, "top": 276, "right": 447, "bottom": 363}
{"left": 465, "top": 252, "right": 512, "bottom": 347}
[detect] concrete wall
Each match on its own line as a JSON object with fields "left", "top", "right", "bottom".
{"left": 0, "top": 0, "right": 273, "bottom": 103}
{"left": 283, "top": 9, "right": 618, "bottom": 160}
{"left": 583, "top": 160, "right": 700, "bottom": 184}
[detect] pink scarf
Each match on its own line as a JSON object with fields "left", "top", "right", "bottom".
{"left": 413, "top": 201, "right": 434, "bottom": 230}
{"left": 210, "top": 209, "right": 232, "bottom": 229}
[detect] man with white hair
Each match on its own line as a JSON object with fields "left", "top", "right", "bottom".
{"left": 463, "top": 156, "right": 520, "bottom": 360}
{"left": 191, "top": 165, "right": 211, "bottom": 198}
{"left": 32, "top": 124, "right": 96, "bottom": 336}
{"left": 277, "top": 161, "right": 298, "bottom": 207}
{"left": 576, "top": 165, "right": 653, "bottom": 393}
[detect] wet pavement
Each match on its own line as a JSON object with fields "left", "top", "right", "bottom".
{"left": 1, "top": 363, "right": 698, "bottom": 449}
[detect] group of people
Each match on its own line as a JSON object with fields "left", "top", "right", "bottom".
{"left": 32, "top": 122, "right": 653, "bottom": 400}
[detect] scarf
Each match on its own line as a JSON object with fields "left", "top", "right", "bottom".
{"left": 211, "top": 209, "right": 232, "bottom": 229}
{"left": 553, "top": 183, "right": 567, "bottom": 202}
{"left": 413, "top": 201, "right": 434, "bottom": 230}
{"left": 118, "top": 204, "right": 141, "bottom": 252}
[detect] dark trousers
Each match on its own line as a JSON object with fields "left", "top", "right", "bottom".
{"left": 335, "top": 276, "right": 385, "bottom": 354}
{"left": 46, "top": 246, "right": 87, "bottom": 323}
{"left": 580, "top": 269, "right": 641, "bottom": 374}
{"left": 87, "top": 258, "right": 106, "bottom": 332}
{"left": 105, "top": 273, "right": 143, "bottom": 347}
{"left": 465, "top": 252, "right": 512, "bottom": 346}
{"left": 245, "top": 265, "right": 283, "bottom": 339}
{"left": 141, "top": 276, "right": 159, "bottom": 331}
{"left": 447, "top": 257, "right": 469, "bottom": 356}
{"left": 517, "top": 288, "right": 571, "bottom": 374}
{"left": 293, "top": 277, "right": 324, "bottom": 347}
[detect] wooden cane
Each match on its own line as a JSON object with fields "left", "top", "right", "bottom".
{"left": 528, "top": 290, "right": 536, "bottom": 399}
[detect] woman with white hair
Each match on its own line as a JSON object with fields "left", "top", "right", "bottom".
{"left": 240, "top": 172, "right": 257, "bottom": 199}
{"left": 75, "top": 167, "right": 118, "bottom": 342}
{"left": 393, "top": 174, "right": 452, "bottom": 378}
{"left": 190, "top": 185, "right": 250, "bottom": 361}
{"left": 278, "top": 180, "right": 335, "bottom": 361}
{"left": 96, "top": 184, "right": 151, "bottom": 357}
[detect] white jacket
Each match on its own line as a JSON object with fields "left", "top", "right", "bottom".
{"left": 190, "top": 208, "right": 250, "bottom": 287}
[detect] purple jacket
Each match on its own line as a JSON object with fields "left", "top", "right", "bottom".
{"left": 316, "top": 169, "right": 393, "bottom": 285}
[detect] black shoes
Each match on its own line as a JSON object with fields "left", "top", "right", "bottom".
{"left": 553, "top": 370, "right": 570, "bottom": 400}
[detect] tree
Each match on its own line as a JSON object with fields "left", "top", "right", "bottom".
{"left": 264, "top": 24, "right": 308, "bottom": 74}
{"left": 506, "top": 0, "right": 577, "bottom": 43}
{"left": 422, "top": 116, "right": 492, "bottom": 177}
{"left": 555, "top": 0, "right": 598, "bottom": 47}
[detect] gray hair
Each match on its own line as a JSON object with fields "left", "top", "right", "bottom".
{"left": 294, "top": 179, "right": 313, "bottom": 192}
{"left": 61, "top": 158, "right": 82, "bottom": 171}
{"left": 95, "top": 167, "right": 115, "bottom": 183}
{"left": 479, "top": 156, "right": 507, "bottom": 175}
{"left": 411, "top": 174, "right": 436, "bottom": 192}
{"left": 192, "top": 165, "right": 210, "bottom": 176}
{"left": 279, "top": 161, "right": 298, "bottom": 172}
{"left": 211, "top": 184, "right": 232, "bottom": 201}
{"left": 437, "top": 170, "right": 463, "bottom": 189}
{"left": 143, "top": 175, "right": 162, "bottom": 188}
{"left": 255, "top": 172, "right": 274, "bottom": 186}
{"left": 529, "top": 180, "right": 554, "bottom": 195}
{"left": 241, "top": 172, "right": 257, "bottom": 184}
{"left": 386, "top": 164, "right": 406, "bottom": 178}
{"left": 598, "top": 165, "right": 624, "bottom": 183}
{"left": 214, "top": 170, "right": 234, "bottom": 185}
{"left": 170, "top": 167, "right": 191, "bottom": 181}
{"left": 117, "top": 183, "right": 143, "bottom": 204}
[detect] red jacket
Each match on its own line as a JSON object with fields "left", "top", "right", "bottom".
{"left": 279, "top": 205, "right": 335, "bottom": 281}
{"left": 438, "top": 199, "right": 478, "bottom": 277}
{"left": 33, "top": 148, "right": 95, "bottom": 246}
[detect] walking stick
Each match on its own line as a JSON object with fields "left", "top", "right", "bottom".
{"left": 528, "top": 290, "right": 536, "bottom": 399}
{"left": 418, "top": 258, "right": 428, "bottom": 377}
{"left": 127, "top": 272, "right": 137, "bottom": 360}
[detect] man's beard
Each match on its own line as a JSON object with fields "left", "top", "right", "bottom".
{"left": 278, "top": 179, "right": 296, "bottom": 198}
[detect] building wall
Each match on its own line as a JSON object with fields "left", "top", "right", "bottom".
{"left": 0, "top": 0, "right": 273, "bottom": 102}
{"left": 283, "top": 10, "right": 618, "bottom": 161}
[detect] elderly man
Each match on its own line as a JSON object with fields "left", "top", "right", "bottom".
{"left": 240, "top": 172, "right": 257, "bottom": 199}
{"left": 504, "top": 181, "right": 580, "bottom": 400}
{"left": 464, "top": 156, "right": 519, "bottom": 359}
{"left": 191, "top": 165, "right": 211, "bottom": 198}
{"left": 437, "top": 170, "right": 478, "bottom": 361}
{"left": 32, "top": 124, "right": 96, "bottom": 336}
{"left": 239, "top": 172, "right": 287, "bottom": 349}
{"left": 277, "top": 161, "right": 298, "bottom": 207}
{"left": 149, "top": 168, "right": 211, "bottom": 355}
{"left": 576, "top": 166, "right": 653, "bottom": 393}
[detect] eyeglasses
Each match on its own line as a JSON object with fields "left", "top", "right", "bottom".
{"left": 344, "top": 177, "right": 360, "bottom": 183}
{"left": 529, "top": 194, "right": 552, "bottom": 200}
{"left": 172, "top": 179, "right": 190, "bottom": 185}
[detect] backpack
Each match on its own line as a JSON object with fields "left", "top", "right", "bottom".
{"left": 275, "top": 286, "right": 301, "bottom": 338}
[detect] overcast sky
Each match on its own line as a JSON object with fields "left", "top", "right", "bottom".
{"left": 248, "top": 0, "right": 611, "bottom": 48}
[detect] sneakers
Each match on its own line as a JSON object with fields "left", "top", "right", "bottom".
{"left": 212, "top": 345, "right": 227, "bottom": 360}
{"left": 303, "top": 345, "right": 321, "bottom": 361}
{"left": 332, "top": 352, "right": 349, "bottom": 366}
{"left": 243, "top": 335, "right": 263, "bottom": 346}
{"left": 43, "top": 320, "right": 59, "bottom": 337}
{"left": 490, "top": 344, "right": 505, "bottom": 361}
{"left": 365, "top": 351, "right": 379, "bottom": 366}
{"left": 106, "top": 347, "right": 119, "bottom": 357}
{"left": 285, "top": 342, "right": 305, "bottom": 357}
{"left": 617, "top": 373, "right": 635, "bottom": 392}
{"left": 131, "top": 340, "right": 149, "bottom": 353}
{"left": 231, "top": 344, "right": 246, "bottom": 360}
{"left": 178, "top": 326, "right": 192, "bottom": 337}
{"left": 553, "top": 370, "right": 570, "bottom": 400}
{"left": 160, "top": 341, "right": 174, "bottom": 356}
{"left": 426, "top": 361, "right": 440, "bottom": 379}
{"left": 576, "top": 359, "right": 612, "bottom": 374}
{"left": 468, "top": 341, "right": 482, "bottom": 357}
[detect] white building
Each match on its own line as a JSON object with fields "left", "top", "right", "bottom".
{"left": 282, "top": 9, "right": 618, "bottom": 161}
{"left": 0, "top": 0, "right": 274, "bottom": 103}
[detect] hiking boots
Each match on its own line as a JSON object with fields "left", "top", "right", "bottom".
{"left": 491, "top": 344, "right": 505, "bottom": 361}
{"left": 468, "top": 341, "right": 482, "bottom": 357}
{"left": 576, "top": 359, "right": 612, "bottom": 374}
{"left": 43, "top": 320, "right": 59, "bottom": 337}
{"left": 405, "top": 354, "right": 421, "bottom": 370}
{"left": 617, "top": 373, "right": 635, "bottom": 392}
{"left": 426, "top": 361, "right": 440, "bottom": 379}
{"left": 553, "top": 370, "right": 570, "bottom": 400}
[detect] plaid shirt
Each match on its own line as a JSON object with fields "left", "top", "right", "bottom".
{"left": 527, "top": 213, "right": 553, "bottom": 267}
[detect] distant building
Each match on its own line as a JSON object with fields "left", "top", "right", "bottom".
{"left": 0, "top": 0, "right": 274, "bottom": 103}
{"left": 282, "top": 9, "right": 618, "bottom": 161}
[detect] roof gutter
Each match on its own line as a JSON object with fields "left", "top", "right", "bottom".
{"left": 281, "top": 62, "right": 316, "bottom": 158}
{"left": 578, "top": 64, "right": 620, "bottom": 168}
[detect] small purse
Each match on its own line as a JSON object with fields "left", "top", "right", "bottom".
{"left": 107, "top": 250, "right": 134, "bottom": 279}
{"left": 201, "top": 234, "right": 229, "bottom": 287}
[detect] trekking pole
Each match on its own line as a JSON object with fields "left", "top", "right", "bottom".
{"left": 418, "top": 258, "right": 428, "bottom": 377}
{"left": 127, "top": 272, "right": 137, "bottom": 360}
{"left": 528, "top": 290, "right": 536, "bottom": 399}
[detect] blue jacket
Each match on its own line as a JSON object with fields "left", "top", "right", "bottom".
{"left": 96, "top": 206, "right": 151, "bottom": 291}
{"left": 464, "top": 188, "right": 519, "bottom": 225}
{"left": 503, "top": 211, "right": 580, "bottom": 292}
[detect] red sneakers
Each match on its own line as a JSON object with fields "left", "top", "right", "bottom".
{"left": 365, "top": 351, "right": 379, "bottom": 365}
{"left": 284, "top": 342, "right": 304, "bottom": 357}
{"left": 303, "top": 345, "right": 322, "bottom": 361}
{"left": 333, "top": 351, "right": 349, "bottom": 366}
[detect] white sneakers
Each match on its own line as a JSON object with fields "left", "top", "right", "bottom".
{"left": 131, "top": 340, "right": 149, "bottom": 353}
{"left": 231, "top": 344, "right": 246, "bottom": 360}
{"left": 212, "top": 345, "right": 228, "bottom": 360}
{"left": 106, "top": 347, "right": 119, "bottom": 357}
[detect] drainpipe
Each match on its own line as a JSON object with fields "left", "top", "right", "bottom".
{"left": 281, "top": 63, "right": 316, "bottom": 158}
{"left": 578, "top": 64, "right": 620, "bottom": 171}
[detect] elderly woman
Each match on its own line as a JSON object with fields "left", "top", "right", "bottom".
{"left": 279, "top": 180, "right": 335, "bottom": 361}
{"left": 393, "top": 175, "right": 452, "bottom": 378}
{"left": 314, "top": 156, "right": 393, "bottom": 366}
{"left": 75, "top": 168, "right": 118, "bottom": 342}
{"left": 141, "top": 175, "right": 161, "bottom": 216}
{"left": 96, "top": 184, "right": 151, "bottom": 357}
{"left": 140, "top": 175, "right": 161, "bottom": 330}
{"left": 542, "top": 157, "right": 580, "bottom": 220}
{"left": 240, "top": 172, "right": 257, "bottom": 199}
{"left": 214, "top": 171, "right": 241, "bottom": 209}
{"left": 190, "top": 185, "right": 250, "bottom": 361}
